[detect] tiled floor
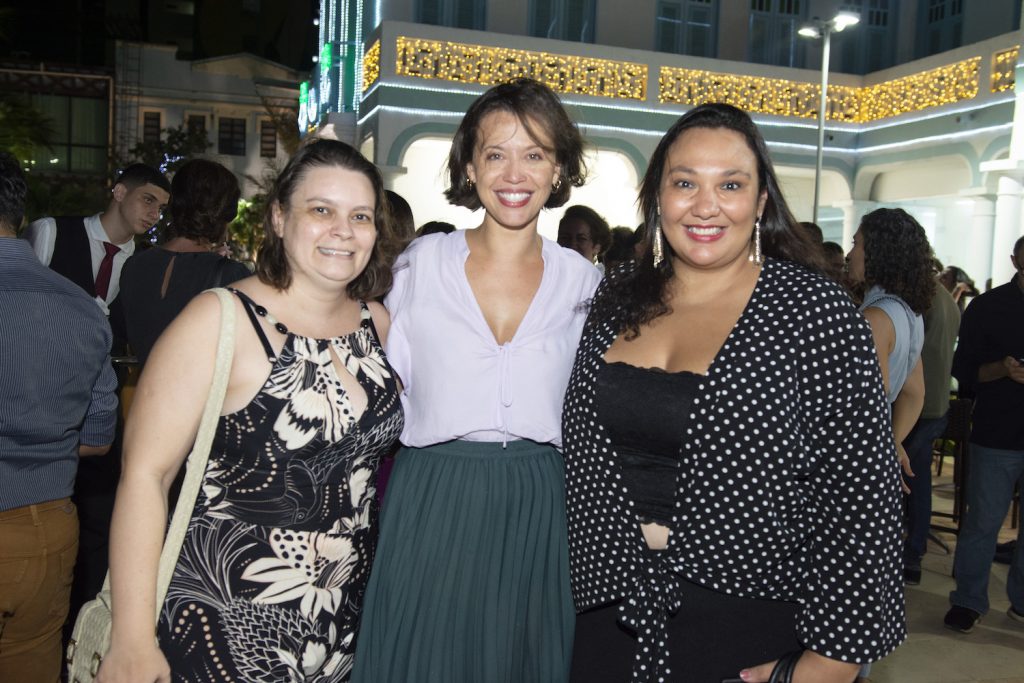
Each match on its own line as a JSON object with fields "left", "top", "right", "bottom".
{"left": 867, "top": 462, "right": 1023, "bottom": 683}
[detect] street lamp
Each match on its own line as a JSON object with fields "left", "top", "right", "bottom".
{"left": 799, "top": 11, "right": 859, "bottom": 224}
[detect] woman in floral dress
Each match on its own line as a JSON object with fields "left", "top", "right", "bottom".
{"left": 98, "top": 140, "right": 403, "bottom": 683}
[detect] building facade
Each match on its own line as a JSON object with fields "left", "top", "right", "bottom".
{"left": 302, "top": 0, "right": 1024, "bottom": 287}
{"left": 118, "top": 41, "right": 302, "bottom": 195}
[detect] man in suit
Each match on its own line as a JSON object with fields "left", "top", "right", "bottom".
{"left": 23, "top": 163, "right": 170, "bottom": 316}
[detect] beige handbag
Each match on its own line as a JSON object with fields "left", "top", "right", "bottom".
{"left": 66, "top": 288, "right": 237, "bottom": 681}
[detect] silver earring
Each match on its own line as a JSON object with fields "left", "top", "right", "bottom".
{"left": 749, "top": 218, "right": 763, "bottom": 265}
{"left": 653, "top": 209, "right": 664, "bottom": 267}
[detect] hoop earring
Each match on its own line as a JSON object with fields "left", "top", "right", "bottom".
{"left": 749, "top": 218, "right": 763, "bottom": 266}
{"left": 653, "top": 209, "right": 664, "bottom": 267}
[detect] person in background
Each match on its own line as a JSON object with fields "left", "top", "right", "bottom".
{"left": 97, "top": 140, "right": 404, "bottom": 681}
{"left": 943, "top": 236, "right": 1024, "bottom": 633}
{"left": 23, "top": 163, "right": 170, "bottom": 317}
{"left": 563, "top": 103, "right": 904, "bottom": 683}
{"left": 113, "top": 158, "right": 249, "bottom": 368}
{"left": 354, "top": 78, "right": 600, "bottom": 683}
{"left": 603, "top": 226, "right": 638, "bottom": 271}
{"left": 846, "top": 208, "right": 934, "bottom": 494}
{"left": 385, "top": 189, "right": 416, "bottom": 246}
{"left": 821, "top": 241, "right": 847, "bottom": 282}
{"left": 23, "top": 163, "right": 170, "bottom": 634}
{"left": 938, "top": 264, "right": 980, "bottom": 311}
{"left": 0, "top": 152, "right": 118, "bottom": 682}
{"left": 558, "top": 204, "right": 611, "bottom": 272}
{"left": 416, "top": 220, "right": 456, "bottom": 237}
{"left": 902, "top": 273, "right": 960, "bottom": 585}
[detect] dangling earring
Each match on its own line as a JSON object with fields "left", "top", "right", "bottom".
{"left": 653, "top": 207, "right": 664, "bottom": 267}
{"left": 552, "top": 176, "right": 562, "bottom": 192}
{"left": 466, "top": 177, "right": 475, "bottom": 190}
{"left": 749, "top": 217, "right": 763, "bottom": 266}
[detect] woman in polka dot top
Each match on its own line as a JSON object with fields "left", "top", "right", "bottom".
{"left": 562, "top": 103, "right": 906, "bottom": 683}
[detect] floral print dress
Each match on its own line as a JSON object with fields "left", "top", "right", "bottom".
{"left": 157, "top": 290, "right": 403, "bottom": 682}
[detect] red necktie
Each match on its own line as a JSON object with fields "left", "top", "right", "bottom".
{"left": 94, "top": 242, "right": 120, "bottom": 300}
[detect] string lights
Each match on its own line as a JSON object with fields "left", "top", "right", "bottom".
{"left": 363, "top": 40, "right": 380, "bottom": 92}
{"left": 393, "top": 36, "right": 647, "bottom": 101}
{"left": 363, "top": 37, "right": 996, "bottom": 124}
{"left": 992, "top": 46, "right": 1018, "bottom": 93}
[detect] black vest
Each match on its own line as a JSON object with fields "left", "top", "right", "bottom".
{"left": 50, "top": 216, "right": 96, "bottom": 297}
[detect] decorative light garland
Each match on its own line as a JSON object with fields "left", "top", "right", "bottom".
{"left": 363, "top": 40, "right": 380, "bottom": 92}
{"left": 660, "top": 57, "right": 980, "bottom": 122}
{"left": 362, "top": 37, "right": 999, "bottom": 123}
{"left": 992, "top": 46, "right": 1018, "bottom": 93}
{"left": 393, "top": 36, "right": 647, "bottom": 101}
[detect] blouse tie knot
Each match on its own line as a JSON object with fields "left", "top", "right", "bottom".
{"left": 617, "top": 551, "right": 682, "bottom": 682}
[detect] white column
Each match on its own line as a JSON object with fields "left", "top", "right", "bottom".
{"left": 835, "top": 199, "right": 878, "bottom": 251}
{"left": 991, "top": 173, "right": 1023, "bottom": 286}
{"left": 966, "top": 195, "right": 996, "bottom": 288}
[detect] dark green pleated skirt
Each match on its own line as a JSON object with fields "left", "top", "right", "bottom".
{"left": 352, "top": 440, "right": 575, "bottom": 683}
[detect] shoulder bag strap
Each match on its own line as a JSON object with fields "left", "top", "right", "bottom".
{"left": 150, "top": 287, "right": 237, "bottom": 621}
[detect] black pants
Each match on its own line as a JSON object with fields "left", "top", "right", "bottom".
{"left": 571, "top": 578, "right": 801, "bottom": 683}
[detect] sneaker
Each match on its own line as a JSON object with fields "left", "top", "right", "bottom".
{"left": 944, "top": 605, "right": 981, "bottom": 633}
{"left": 1009, "top": 606, "right": 1024, "bottom": 623}
{"left": 903, "top": 566, "right": 922, "bottom": 585}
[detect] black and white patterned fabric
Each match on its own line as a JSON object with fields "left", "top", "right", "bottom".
{"left": 562, "top": 258, "right": 906, "bottom": 682}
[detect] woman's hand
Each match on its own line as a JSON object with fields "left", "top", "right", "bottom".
{"left": 739, "top": 650, "right": 860, "bottom": 682}
{"left": 896, "top": 441, "right": 914, "bottom": 494}
{"left": 95, "top": 640, "right": 171, "bottom": 683}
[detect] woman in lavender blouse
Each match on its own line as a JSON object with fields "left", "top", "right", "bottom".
{"left": 352, "top": 79, "right": 601, "bottom": 683}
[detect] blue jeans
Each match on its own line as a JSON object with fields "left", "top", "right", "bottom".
{"left": 903, "top": 416, "right": 949, "bottom": 563}
{"left": 949, "top": 443, "right": 1024, "bottom": 614}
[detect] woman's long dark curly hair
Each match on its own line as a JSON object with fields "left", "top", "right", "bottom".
{"left": 593, "top": 103, "right": 823, "bottom": 339}
{"left": 858, "top": 208, "right": 935, "bottom": 314}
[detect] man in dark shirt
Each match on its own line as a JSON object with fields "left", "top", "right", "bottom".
{"left": 944, "top": 236, "right": 1024, "bottom": 633}
{"left": 0, "top": 153, "right": 118, "bottom": 680}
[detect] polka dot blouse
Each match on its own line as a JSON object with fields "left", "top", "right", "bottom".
{"left": 562, "top": 258, "right": 907, "bottom": 679}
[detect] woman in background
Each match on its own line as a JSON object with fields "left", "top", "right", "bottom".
{"left": 563, "top": 103, "right": 905, "bottom": 682}
{"left": 354, "top": 78, "right": 600, "bottom": 683}
{"left": 114, "top": 158, "right": 249, "bottom": 367}
{"left": 558, "top": 203, "right": 611, "bottom": 272}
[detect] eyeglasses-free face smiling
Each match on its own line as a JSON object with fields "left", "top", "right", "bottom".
{"left": 658, "top": 126, "right": 767, "bottom": 272}
{"left": 272, "top": 165, "right": 378, "bottom": 289}
{"left": 465, "top": 110, "right": 561, "bottom": 232}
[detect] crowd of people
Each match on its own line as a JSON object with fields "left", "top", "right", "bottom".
{"left": 0, "top": 77, "right": 1022, "bottom": 683}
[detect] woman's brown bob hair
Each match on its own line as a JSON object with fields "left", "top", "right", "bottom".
{"left": 255, "top": 139, "right": 400, "bottom": 300}
{"left": 444, "top": 78, "right": 586, "bottom": 210}
{"left": 165, "top": 159, "right": 240, "bottom": 243}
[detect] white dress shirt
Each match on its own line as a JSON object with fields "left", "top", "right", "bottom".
{"left": 22, "top": 213, "right": 137, "bottom": 314}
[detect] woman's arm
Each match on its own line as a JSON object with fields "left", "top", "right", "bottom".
{"left": 366, "top": 300, "right": 392, "bottom": 347}
{"left": 751, "top": 290, "right": 905, "bottom": 676}
{"left": 97, "top": 292, "right": 226, "bottom": 683}
{"left": 863, "top": 306, "right": 895, "bottom": 395}
{"left": 891, "top": 358, "right": 924, "bottom": 490}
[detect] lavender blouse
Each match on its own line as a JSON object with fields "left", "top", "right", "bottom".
{"left": 384, "top": 230, "right": 601, "bottom": 448}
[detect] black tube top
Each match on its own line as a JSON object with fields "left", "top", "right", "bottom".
{"left": 594, "top": 360, "right": 702, "bottom": 526}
